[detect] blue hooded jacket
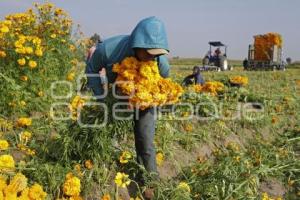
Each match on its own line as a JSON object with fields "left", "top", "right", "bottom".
{"left": 85, "top": 16, "right": 170, "bottom": 96}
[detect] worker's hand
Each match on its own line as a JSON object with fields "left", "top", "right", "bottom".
{"left": 99, "top": 68, "right": 106, "bottom": 76}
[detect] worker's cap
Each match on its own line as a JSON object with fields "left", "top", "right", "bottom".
{"left": 146, "top": 48, "right": 169, "bottom": 56}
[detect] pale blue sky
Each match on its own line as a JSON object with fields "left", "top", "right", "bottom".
{"left": 1, "top": 0, "right": 299, "bottom": 60}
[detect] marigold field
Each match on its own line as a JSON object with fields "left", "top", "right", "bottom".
{"left": 0, "top": 3, "right": 300, "bottom": 200}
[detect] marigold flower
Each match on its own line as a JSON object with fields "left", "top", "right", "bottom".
{"left": 0, "top": 139, "right": 9, "bottom": 150}
{"left": 84, "top": 160, "right": 93, "bottom": 169}
{"left": 177, "top": 182, "right": 191, "bottom": 193}
{"left": 20, "top": 131, "right": 32, "bottom": 142}
{"left": 183, "top": 124, "right": 193, "bottom": 132}
{"left": 69, "top": 44, "right": 76, "bottom": 51}
{"left": 156, "top": 152, "right": 164, "bottom": 166}
{"left": 63, "top": 173, "right": 81, "bottom": 196}
{"left": 50, "top": 33, "right": 57, "bottom": 38}
{"left": 114, "top": 172, "right": 131, "bottom": 188}
{"left": 35, "top": 48, "right": 43, "bottom": 57}
{"left": 69, "top": 196, "right": 83, "bottom": 200}
{"left": 5, "top": 173, "right": 28, "bottom": 193}
{"left": 67, "top": 72, "right": 75, "bottom": 81}
{"left": 0, "top": 154, "right": 15, "bottom": 171}
{"left": 25, "top": 46, "right": 33, "bottom": 54}
{"left": 119, "top": 151, "right": 132, "bottom": 164}
{"left": 0, "top": 50, "right": 6, "bottom": 58}
{"left": 38, "top": 91, "right": 44, "bottom": 97}
{"left": 0, "top": 25, "right": 9, "bottom": 33}
{"left": 102, "top": 194, "right": 111, "bottom": 200}
{"left": 28, "top": 60, "right": 37, "bottom": 69}
{"left": 229, "top": 76, "right": 248, "bottom": 86}
{"left": 16, "top": 117, "right": 32, "bottom": 127}
{"left": 18, "top": 58, "right": 26, "bottom": 66}
{"left": 28, "top": 183, "right": 47, "bottom": 200}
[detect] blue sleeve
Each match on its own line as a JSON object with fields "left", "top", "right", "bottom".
{"left": 85, "top": 44, "right": 106, "bottom": 97}
{"left": 195, "top": 73, "right": 205, "bottom": 85}
{"left": 157, "top": 55, "right": 170, "bottom": 78}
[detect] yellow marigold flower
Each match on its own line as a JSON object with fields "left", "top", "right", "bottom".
{"left": 50, "top": 33, "right": 57, "bottom": 38}
{"left": 177, "top": 182, "right": 191, "bottom": 193}
{"left": 63, "top": 173, "right": 81, "bottom": 196}
{"left": 20, "top": 131, "right": 32, "bottom": 142}
{"left": 20, "top": 100, "right": 26, "bottom": 106}
{"left": 183, "top": 123, "right": 193, "bottom": 132}
{"left": 101, "top": 194, "right": 111, "bottom": 200}
{"left": 156, "top": 152, "right": 164, "bottom": 166}
{"left": 25, "top": 47, "right": 33, "bottom": 54}
{"left": 229, "top": 76, "right": 248, "bottom": 86}
{"left": 69, "top": 196, "right": 83, "bottom": 200}
{"left": 201, "top": 81, "right": 224, "bottom": 96}
{"left": 20, "top": 75, "right": 28, "bottom": 81}
{"left": 193, "top": 84, "right": 202, "bottom": 92}
{"left": 114, "top": 172, "right": 131, "bottom": 188}
{"left": 262, "top": 192, "right": 269, "bottom": 200}
{"left": 102, "top": 194, "right": 111, "bottom": 200}
{"left": 119, "top": 151, "right": 132, "bottom": 164}
{"left": 38, "top": 91, "right": 44, "bottom": 97}
{"left": 16, "top": 117, "right": 32, "bottom": 127}
{"left": 28, "top": 183, "right": 47, "bottom": 200}
{"left": 69, "top": 44, "right": 76, "bottom": 51}
{"left": 67, "top": 72, "right": 75, "bottom": 81}
{"left": 28, "top": 60, "right": 37, "bottom": 69}
{"left": 71, "top": 95, "right": 85, "bottom": 110}
{"left": 74, "top": 164, "right": 81, "bottom": 172}
{"left": 0, "top": 25, "right": 9, "bottom": 33}
{"left": 35, "top": 49, "right": 43, "bottom": 57}
{"left": 0, "top": 140, "right": 9, "bottom": 150}
{"left": 84, "top": 160, "right": 93, "bottom": 170}
{"left": 5, "top": 173, "right": 27, "bottom": 193}
{"left": 16, "top": 47, "right": 27, "bottom": 54}
{"left": 18, "top": 58, "right": 26, "bottom": 66}
{"left": 0, "top": 154, "right": 15, "bottom": 171}
{"left": 0, "top": 50, "right": 6, "bottom": 58}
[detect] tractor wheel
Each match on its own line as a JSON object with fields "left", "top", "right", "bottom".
{"left": 219, "top": 56, "right": 228, "bottom": 71}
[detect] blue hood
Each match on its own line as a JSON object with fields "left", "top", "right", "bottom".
{"left": 129, "top": 16, "right": 169, "bottom": 51}
{"left": 85, "top": 16, "right": 170, "bottom": 97}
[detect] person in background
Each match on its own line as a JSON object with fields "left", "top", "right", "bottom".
{"left": 214, "top": 47, "right": 221, "bottom": 57}
{"left": 85, "top": 34, "right": 107, "bottom": 92}
{"left": 86, "top": 33, "right": 102, "bottom": 61}
{"left": 243, "top": 58, "right": 249, "bottom": 70}
{"left": 182, "top": 66, "right": 205, "bottom": 86}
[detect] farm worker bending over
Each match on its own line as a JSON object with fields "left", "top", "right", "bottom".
{"left": 182, "top": 66, "right": 205, "bottom": 86}
{"left": 86, "top": 33, "right": 102, "bottom": 62}
{"left": 85, "top": 16, "right": 169, "bottom": 178}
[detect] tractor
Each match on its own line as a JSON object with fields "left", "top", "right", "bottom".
{"left": 199, "top": 41, "right": 233, "bottom": 71}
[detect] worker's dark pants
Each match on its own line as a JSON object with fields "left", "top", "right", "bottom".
{"left": 134, "top": 107, "right": 158, "bottom": 173}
